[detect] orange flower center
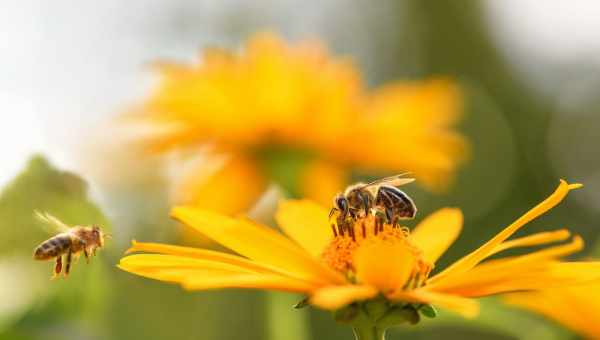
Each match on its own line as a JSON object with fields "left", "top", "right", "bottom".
{"left": 321, "top": 214, "right": 432, "bottom": 290}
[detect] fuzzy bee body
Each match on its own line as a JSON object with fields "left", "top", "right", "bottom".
{"left": 374, "top": 185, "right": 417, "bottom": 222}
{"left": 330, "top": 174, "right": 417, "bottom": 231}
{"left": 32, "top": 212, "right": 108, "bottom": 279}
{"left": 34, "top": 232, "right": 73, "bottom": 260}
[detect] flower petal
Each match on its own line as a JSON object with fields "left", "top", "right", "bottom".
{"left": 430, "top": 180, "right": 581, "bottom": 284}
{"left": 275, "top": 200, "right": 333, "bottom": 258}
{"left": 409, "top": 208, "right": 463, "bottom": 264}
{"left": 488, "top": 229, "right": 571, "bottom": 256}
{"left": 310, "top": 285, "right": 379, "bottom": 310}
{"left": 504, "top": 285, "right": 600, "bottom": 339}
{"left": 389, "top": 290, "right": 479, "bottom": 319}
{"left": 171, "top": 206, "right": 345, "bottom": 285}
{"left": 428, "top": 235, "right": 584, "bottom": 293}
{"left": 174, "top": 155, "right": 267, "bottom": 215}
{"left": 454, "top": 262, "right": 600, "bottom": 297}
{"left": 182, "top": 273, "right": 319, "bottom": 292}
{"left": 125, "top": 240, "right": 279, "bottom": 274}
{"left": 298, "top": 160, "right": 348, "bottom": 208}
{"left": 354, "top": 241, "right": 415, "bottom": 292}
{"left": 119, "top": 254, "right": 257, "bottom": 274}
{"left": 118, "top": 254, "right": 319, "bottom": 292}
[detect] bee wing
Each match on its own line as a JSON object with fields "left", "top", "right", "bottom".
{"left": 363, "top": 173, "right": 415, "bottom": 189}
{"left": 34, "top": 211, "right": 70, "bottom": 234}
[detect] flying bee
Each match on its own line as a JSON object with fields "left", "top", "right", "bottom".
{"left": 330, "top": 174, "right": 417, "bottom": 231}
{"left": 33, "top": 211, "right": 109, "bottom": 279}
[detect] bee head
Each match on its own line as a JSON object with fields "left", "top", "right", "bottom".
{"left": 91, "top": 225, "right": 105, "bottom": 247}
{"left": 333, "top": 194, "right": 349, "bottom": 214}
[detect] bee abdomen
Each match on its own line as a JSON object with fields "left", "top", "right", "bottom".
{"left": 33, "top": 235, "right": 71, "bottom": 260}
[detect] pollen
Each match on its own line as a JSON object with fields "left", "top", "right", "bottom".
{"left": 321, "top": 215, "right": 432, "bottom": 289}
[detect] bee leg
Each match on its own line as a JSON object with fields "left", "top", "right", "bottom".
{"left": 84, "top": 247, "right": 90, "bottom": 264}
{"left": 384, "top": 207, "right": 393, "bottom": 225}
{"left": 392, "top": 215, "right": 399, "bottom": 228}
{"left": 336, "top": 213, "right": 347, "bottom": 237}
{"left": 92, "top": 247, "right": 97, "bottom": 256}
{"left": 328, "top": 208, "right": 337, "bottom": 219}
{"left": 81, "top": 240, "right": 88, "bottom": 263}
{"left": 65, "top": 250, "right": 72, "bottom": 277}
{"left": 52, "top": 256, "right": 63, "bottom": 280}
{"left": 358, "top": 192, "right": 370, "bottom": 218}
{"left": 73, "top": 252, "right": 81, "bottom": 264}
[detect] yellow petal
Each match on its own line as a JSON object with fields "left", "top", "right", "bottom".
{"left": 409, "top": 208, "right": 463, "bottom": 264}
{"left": 429, "top": 236, "right": 584, "bottom": 293}
{"left": 457, "top": 262, "right": 600, "bottom": 297}
{"left": 480, "top": 235, "right": 583, "bottom": 270}
{"left": 504, "top": 285, "right": 600, "bottom": 339}
{"left": 174, "top": 155, "right": 267, "bottom": 215}
{"left": 275, "top": 200, "right": 333, "bottom": 258}
{"left": 488, "top": 229, "right": 571, "bottom": 256}
{"left": 310, "top": 285, "right": 379, "bottom": 310}
{"left": 118, "top": 265, "right": 237, "bottom": 283}
{"left": 119, "top": 254, "right": 256, "bottom": 274}
{"left": 354, "top": 241, "right": 415, "bottom": 293}
{"left": 119, "top": 263, "right": 317, "bottom": 292}
{"left": 430, "top": 180, "right": 581, "bottom": 284}
{"left": 171, "top": 206, "right": 345, "bottom": 285}
{"left": 389, "top": 290, "right": 479, "bottom": 319}
{"left": 125, "top": 240, "right": 278, "bottom": 274}
{"left": 298, "top": 160, "right": 348, "bottom": 208}
{"left": 118, "top": 254, "right": 254, "bottom": 283}
{"left": 182, "top": 273, "right": 319, "bottom": 292}
{"left": 346, "top": 79, "right": 468, "bottom": 192}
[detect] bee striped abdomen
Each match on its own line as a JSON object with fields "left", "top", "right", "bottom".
{"left": 34, "top": 234, "right": 72, "bottom": 260}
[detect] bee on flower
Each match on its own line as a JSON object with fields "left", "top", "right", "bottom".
{"left": 125, "top": 32, "right": 468, "bottom": 215}
{"left": 118, "top": 179, "right": 600, "bottom": 339}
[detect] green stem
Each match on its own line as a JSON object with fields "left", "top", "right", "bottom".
{"left": 352, "top": 326, "right": 386, "bottom": 340}
{"left": 335, "top": 301, "right": 419, "bottom": 340}
{"left": 349, "top": 306, "right": 387, "bottom": 340}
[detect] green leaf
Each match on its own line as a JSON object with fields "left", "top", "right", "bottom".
{"left": 419, "top": 304, "right": 438, "bottom": 318}
{"left": 293, "top": 297, "right": 310, "bottom": 309}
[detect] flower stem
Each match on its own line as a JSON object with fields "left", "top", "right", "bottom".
{"left": 335, "top": 301, "right": 420, "bottom": 340}
{"left": 352, "top": 326, "right": 386, "bottom": 340}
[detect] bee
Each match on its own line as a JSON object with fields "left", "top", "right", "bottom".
{"left": 33, "top": 211, "right": 108, "bottom": 279}
{"left": 330, "top": 174, "right": 417, "bottom": 231}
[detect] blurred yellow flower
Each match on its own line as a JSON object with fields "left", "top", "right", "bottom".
{"left": 504, "top": 282, "right": 600, "bottom": 339}
{"left": 130, "top": 32, "right": 467, "bottom": 212}
{"left": 119, "top": 180, "right": 600, "bottom": 323}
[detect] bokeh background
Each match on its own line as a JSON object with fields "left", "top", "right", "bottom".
{"left": 1, "top": 1, "right": 599, "bottom": 339}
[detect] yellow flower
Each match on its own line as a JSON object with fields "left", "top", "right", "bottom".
{"left": 130, "top": 32, "right": 467, "bottom": 212}
{"left": 504, "top": 282, "right": 600, "bottom": 339}
{"left": 119, "top": 180, "right": 600, "bottom": 322}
